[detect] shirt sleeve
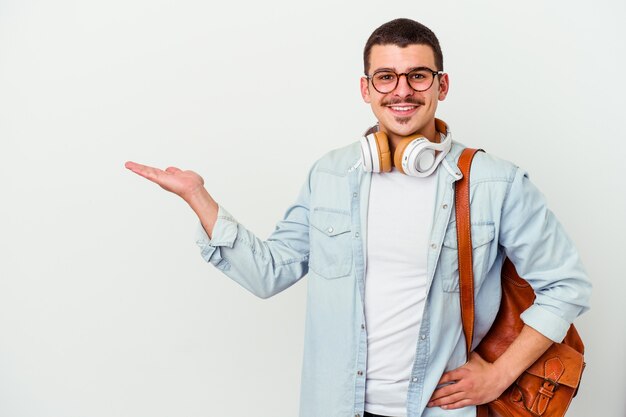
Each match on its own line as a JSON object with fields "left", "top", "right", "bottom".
{"left": 195, "top": 205, "right": 240, "bottom": 269}
{"left": 498, "top": 167, "right": 592, "bottom": 342}
{"left": 193, "top": 168, "right": 313, "bottom": 299}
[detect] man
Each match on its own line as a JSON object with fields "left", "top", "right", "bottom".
{"left": 125, "top": 18, "right": 591, "bottom": 417}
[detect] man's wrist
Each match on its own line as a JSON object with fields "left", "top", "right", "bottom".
{"left": 491, "top": 358, "right": 521, "bottom": 390}
{"left": 185, "top": 187, "right": 213, "bottom": 211}
{"left": 186, "top": 188, "right": 219, "bottom": 236}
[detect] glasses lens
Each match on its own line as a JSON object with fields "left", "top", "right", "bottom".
{"left": 407, "top": 69, "right": 435, "bottom": 92}
{"left": 371, "top": 71, "right": 398, "bottom": 93}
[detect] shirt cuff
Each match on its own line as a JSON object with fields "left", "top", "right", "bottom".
{"left": 195, "top": 205, "right": 238, "bottom": 264}
{"left": 520, "top": 303, "right": 571, "bottom": 343}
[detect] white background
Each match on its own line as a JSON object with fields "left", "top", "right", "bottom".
{"left": 1, "top": 0, "right": 624, "bottom": 416}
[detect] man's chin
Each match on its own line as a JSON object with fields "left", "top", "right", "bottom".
{"left": 394, "top": 116, "right": 413, "bottom": 126}
{"left": 389, "top": 121, "right": 421, "bottom": 138}
{"left": 377, "top": 114, "right": 426, "bottom": 138}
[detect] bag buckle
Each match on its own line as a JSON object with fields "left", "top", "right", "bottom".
{"left": 542, "top": 378, "right": 560, "bottom": 391}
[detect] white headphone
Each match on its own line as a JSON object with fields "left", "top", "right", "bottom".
{"left": 359, "top": 118, "right": 452, "bottom": 177}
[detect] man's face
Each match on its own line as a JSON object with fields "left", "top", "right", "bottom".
{"left": 360, "top": 43, "right": 449, "bottom": 141}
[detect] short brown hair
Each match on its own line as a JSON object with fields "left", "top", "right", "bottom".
{"left": 363, "top": 18, "right": 443, "bottom": 75}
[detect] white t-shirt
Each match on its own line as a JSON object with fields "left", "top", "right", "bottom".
{"left": 364, "top": 167, "right": 437, "bottom": 417}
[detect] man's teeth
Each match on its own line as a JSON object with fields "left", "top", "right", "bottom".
{"left": 391, "top": 106, "right": 415, "bottom": 111}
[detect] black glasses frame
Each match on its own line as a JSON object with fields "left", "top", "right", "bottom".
{"left": 366, "top": 67, "right": 443, "bottom": 94}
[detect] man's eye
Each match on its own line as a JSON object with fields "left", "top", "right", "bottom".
{"left": 409, "top": 72, "right": 427, "bottom": 80}
{"left": 376, "top": 73, "right": 396, "bottom": 82}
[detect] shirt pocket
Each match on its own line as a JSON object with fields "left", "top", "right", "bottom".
{"left": 309, "top": 207, "right": 353, "bottom": 279}
{"left": 439, "top": 222, "right": 495, "bottom": 292}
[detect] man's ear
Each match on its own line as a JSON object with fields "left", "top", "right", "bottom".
{"left": 360, "top": 77, "right": 371, "bottom": 103}
{"left": 438, "top": 73, "right": 450, "bottom": 101}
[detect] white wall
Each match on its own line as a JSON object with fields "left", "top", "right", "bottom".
{"left": 1, "top": 0, "right": 624, "bottom": 416}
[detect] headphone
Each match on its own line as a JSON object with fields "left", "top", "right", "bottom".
{"left": 359, "top": 118, "right": 452, "bottom": 177}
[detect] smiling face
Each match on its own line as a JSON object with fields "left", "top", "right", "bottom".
{"left": 360, "top": 43, "right": 449, "bottom": 143}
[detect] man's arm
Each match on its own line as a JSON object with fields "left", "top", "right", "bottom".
{"left": 125, "top": 160, "right": 311, "bottom": 299}
{"left": 428, "top": 165, "right": 591, "bottom": 409}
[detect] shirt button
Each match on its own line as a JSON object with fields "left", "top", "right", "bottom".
{"left": 361, "top": 324, "right": 365, "bottom": 330}
{"left": 327, "top": 227, "right": 334, "bottom": 234}
{"left": 412, "top": 377, "right": 418, "bottom": 382}
{"left": 430, "top": 243, "right": 437, "bottom": 249}
{"left": 355, "top": 414, "right": 360, "bottom": 417}
{"left": 357, "top": 370, "right": 363, "bottom": 376}
{"left": 355, "top": 232, "right": 360, "bottom": 238}
{"left": 421, "top": 334, "right": 427, "bottom": 340}
{"left": 442, "top": 204, "right": 448, "bottom": 209}
{"left": 353, "top": 192, "right": 358, "bottom": 198}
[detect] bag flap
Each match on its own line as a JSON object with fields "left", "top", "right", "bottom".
{"left": 524, "top": 343, "right": 585, "bottom": 389}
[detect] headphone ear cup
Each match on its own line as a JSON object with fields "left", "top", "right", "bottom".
{"left": 394, "top": 137, "right": 417, "bottom": 174}
{"left": 415, "top": 149, "right": 436, "bottom": 172}
{"left": 396, "top": 136, "right": 440, "bottom": 176}
{"left": 373, "top": 132, "right": 392, "bottom": 173}
{"left": 360, "top": 131, "right": 392, "bottom": 173}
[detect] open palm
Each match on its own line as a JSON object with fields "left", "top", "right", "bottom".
{"left": 125, "top": 161, "right": 205, "bottom": 203}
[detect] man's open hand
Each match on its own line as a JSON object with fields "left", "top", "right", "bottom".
{"left": 124, "top": 161, "right": 208, "bottom": 203}
{"left": 125, "top": 161, "right": 219, "bottom": 237}
{"left": 427, "top": 352, "right": 511, "bottom": 410}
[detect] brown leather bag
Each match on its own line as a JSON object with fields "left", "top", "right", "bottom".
{"left": 455, "top": 148, "right": 585, "bottom": 417}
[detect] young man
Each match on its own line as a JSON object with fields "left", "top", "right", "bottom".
{"left": 126, "top": 18, "right": 591, "bottom": 417}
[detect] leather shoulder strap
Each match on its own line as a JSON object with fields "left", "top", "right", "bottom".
{"left": 455, "top": 148, "right": 484, "bottom": 359}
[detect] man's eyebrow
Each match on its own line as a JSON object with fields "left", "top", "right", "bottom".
{"left": 371, "top": 67, "right": 396, "bottom": 74}
{"left": 371, "top": 65, "right": 435, "bottom": 74}
{"left": 407, "top": 66, "right": 434, "bottom": 72}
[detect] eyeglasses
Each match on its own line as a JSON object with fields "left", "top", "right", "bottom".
{"left": 366, "top": 67, "right": 443, "bottom": 94}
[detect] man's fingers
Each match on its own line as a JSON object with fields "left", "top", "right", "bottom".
{"left": 125, "top": 161, "right": 166, "bottom": 183}
{"left": 125, "top": 161, "right": 153, "bottom": 175}
{"left": 428, "top": 390, "right": 467, "bottom": 408}
{"left": 436, "top": 398, "right": 475, "bottom": 410}
{"left": 429, "top": 380, "right": 463, "bottom": 402}
{"left": 437, "top": 369, "right": 463, "bottom": 385}
{"left": 125, "top": 161, "right": 148, "bottom": 172}
{"left": 125, "top": 162, "right": 182, "bottom": 180}
{"left": 429, "top": 386, "right": 451, "bottom": 402}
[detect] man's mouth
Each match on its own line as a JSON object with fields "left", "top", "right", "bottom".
{"left": 382, "top": 98, "right": 424, "bottom": 116}
{"left": 389, "top": 105, "right": 417, "bottom": 112}
{"left": 386, "top": 103, "right": 420, "bottom": 115}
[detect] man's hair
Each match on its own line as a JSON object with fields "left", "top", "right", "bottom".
{"left": 363, "top": 18, "right": 443, "bottom": 75}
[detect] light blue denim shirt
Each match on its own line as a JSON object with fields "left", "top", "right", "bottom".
{"left": 195, "top": 140, "right": 591, "bottom": 417}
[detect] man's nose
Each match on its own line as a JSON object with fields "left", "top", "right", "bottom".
{"left": 393, "top": 73, "right": 415, "bottom": 97}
